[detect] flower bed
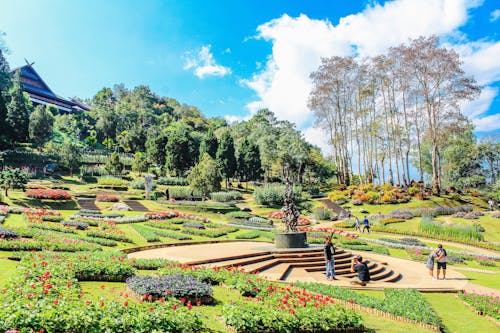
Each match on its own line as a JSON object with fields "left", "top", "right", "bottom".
{"left": 86, "top": 230, "right": 134, "bottom": 243}
{"left": 0, "top": 252, "right": 203, "bottom": 332}
{"left": 145, "top": 210, "right": 210, "bottom": 222}
{"left": 210, "top": 191, "right": 242, "bottom": 202}
{"left": 126, "top": 274, "right": 213, "bottom": 304}
{"left": 26, "top": 189, "right": 72, "bottom": 200}
{"left": 268, "top": 211, "right": 311, "bottom": 225}
{"left": 96, "top": 194, "right": 120, "bottom": 202}
{"left": 41, "top": 215, "right": 64, "bottom": 222}
{"left": 419, "top": 217, "right": 484, "bottom": 242}
{"left": 458, "top": 291, "right": 500, "bottom": 320}
{"left": 296, "top": 283, "right": 441, "bottom": 326}
{"left": 128, "top": 258, "right": 177, "bottom": 270}
{"left": 61, "top": 220, "right": 89, "bottom": 230}
{"left": 298, "top": 227, "right": 358, "bottom": 239}
{"left": 130, "top": 224, "right": 161, "bottom": 242}
{"left": 0, "top": 227, "right": 19, "bottom": 239}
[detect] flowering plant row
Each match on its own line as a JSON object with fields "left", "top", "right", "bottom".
{"left": 268, "top": 211, "right": 311, "bottom": 225}
{"left": 61, "top": 220, "right": 89, "bottom": 230}
{"left": 0, "top": 232, "right": 101, "bottom": 252}
{"left": 96, "top": 194, "right": 121, "bottom": 202}
{"left": 0, "top": 252, "right": 203, "bottom": 332}
{"left": 26, "top": 189, "right": 72, "bottom": 200}
{"left": 458, "top": 291, "right": 500, "bottom": 320}
{"left": 86, "top": 229, "right": 134, "bottom": 243}
{"left": 295, "top": 282, "right": 441, "bottom": 326}
{"left": 298, "top": 227, "right": 358, "bottom": 239}
{"left": 0, "top": 227, "right": 19, "bottom": 239}
{"left": 146, "top": 210, "right": 210, "bottom": 222}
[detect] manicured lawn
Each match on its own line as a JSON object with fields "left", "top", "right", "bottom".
{"left": 424, "top": 293, "right": 500, "bottom": 333}
{"left": 457, "top": 271, "right": 500, "bottom": 290}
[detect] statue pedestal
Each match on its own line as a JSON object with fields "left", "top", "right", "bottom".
{"left": 275, "top": 232, "right": 307, "bottom": 249}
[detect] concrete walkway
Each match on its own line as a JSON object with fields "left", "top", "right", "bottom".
{"left": 128, "top": 241, "right": 475, "bottom": 292}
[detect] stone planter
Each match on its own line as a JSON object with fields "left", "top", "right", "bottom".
{"left": 275, "top": 232, "right": 307, "bottom": 248}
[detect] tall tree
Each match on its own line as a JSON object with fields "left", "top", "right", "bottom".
{"left": 0, "top": 49, "right": 11, "bottom": 148}
{"left": 6, "top": 70, "right": 32, "bottom": 142}
{"left": 29, "top": 105, "right": 54, "bottom": 148}
{"left": 237, "top": 137, "right": 262, "bottom": 188}
{"left": 216, "top": 130, "right": 237, "bottom": 188}
{"left": 90, "top": 87, "right": 117, "bottom": 142}
{"left": 164, "top": 122, "right": 198, "bottom": 176}
{"left": 199, "top": 128, "right": 218, "bottom": 159}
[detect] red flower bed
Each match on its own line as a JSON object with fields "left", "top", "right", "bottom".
{"left": 267, "top": 211, "right": 311, "bottom": 225}
{"left": 26, "top": 189, "right": 72, "bottom": 200}
{"left": 146, "top": 211, "right": 209, "bottom": 222}
{"left": 297, "top": 226, "right": 358, "bottom": 239}
{"left": 96, "top": 195, "right": 120, "bottom": 202}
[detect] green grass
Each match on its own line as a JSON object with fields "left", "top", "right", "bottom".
{"left": 424, "top": 293, "right": 500, "bottom": 333}
{"left": 79, "top": 281, "right": 131, "bottom": 302}
{"left": 0, "top": 259, "right": 19, "bottom": 288}
{"left": 436, "top": 214, "right": 500, "bottom": 243}
{"left": 457, "top": 271, "right": 500, "bottom": 290}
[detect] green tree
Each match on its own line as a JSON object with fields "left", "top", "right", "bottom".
{"left": 105, "top": 151, "right": 124, "bottom": 175}
{"left": 90, "top": 87, "right": 117, "bottom": 141}
{"left": 145, "top": 128, "right": 168, "bottom": 167}
{"left": 6, "top": 70, "right": 32, "bottom": 142}
{"left": 164, "top": 122, "right": 198, "bottom": 176}
{"left": 187, "top": 153, "right": 222, "bottom": 199}
{"left": 132, "top": 152, "right": 148, "bottom": 176}
{"left": 58, "top": 141, "right": 81, "bottom": 176}
{"left": 0, "top": 168, "right": 28, "bottom": 197}
{"left": 216, "top": 130, "right": 236, "bottom": 188}
{"left": 199, "top": 128, "right": 218, "bottom": 159}
{"left": 0, "top": 49, "right": 11, "bottom": 148}
{"left": 29, "top": 105, "right": 54, "bottom": 148}
{"left": 237, "top": 137, "right": 262, "bottom": 188}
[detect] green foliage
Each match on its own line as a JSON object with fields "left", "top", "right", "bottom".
{"left": 313, "top": 208, "right": 332, "bottom": 220}
{"left": 459, "top": 291, "right": 500, "bottom": 320}
{"left": 187, "top": 153, "right": 222, "bottom": 199}
{"left": 132, "top": 151, "right": 148, "bottom": 174}
{"left": 6, "top": 70, "right": 32, "bottom": 142}
{"left": 199, "top": 127, "right": 218, "bottom": 159}
{"left": 0, "top": 168, "right": 28, "bottom": 196}
{"left": 164, "top": 122, "right": 198, "bottom": 176}
{"left": 296, "top": 283, "right": 441, "bottom": 326}
{"left": 157, "top": 177, "right": 188, "bottom": 186}
{"left": 97, "top": 176, "right": 128, "bottom": 186}
{"left": 236, "top": 137, "right": 262, "bottom": 183}
{"left": 105, "top": 151, "right": 125, "bottom": 175}
{"left": 418, "top": 217, "right": 484, "bottom": 242}
{"left": 253, "top": 183, "right": 302, "bottom": 206}
{"left": 29, "top": 105, "right": 54, "bottom": 148}
{"left": 209, "top": 190, "right": 241, "bottom": 202}
{"left": 216, "top": 129, "right": 236, "bottom": 185}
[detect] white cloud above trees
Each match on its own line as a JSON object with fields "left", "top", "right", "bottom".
{"left": 184, "top": 45, "right": 231, "bottom": 79}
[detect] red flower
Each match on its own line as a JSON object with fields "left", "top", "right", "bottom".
{"left": 172, "top": 304, "right": 177, "bottom": 310}
{"left": 53, "top": 299, "right": 59, "bottom": 305}
{"left": 100, "top": 301, "right": 105, "bottom": 307}
{"left": 180, "top": 297, "right": 186, "bottom": 304}
{"left": 123, "top": 301, "right": 129, "bottom": 307}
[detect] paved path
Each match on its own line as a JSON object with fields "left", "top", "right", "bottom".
{"left": 123, "top": 200, "right": 149, "bottom": 212}
{"left": 128, "top": 241, "right": 473, "bottom": 291}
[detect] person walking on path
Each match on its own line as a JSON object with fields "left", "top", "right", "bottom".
{"left": 354, "top": 216, "right": 361, "bottom": 233}
{"left": 488, "top": 198, "right": 495, "bottom": 211}
{"left": 324, "top": 236, "right": 336, "bottom": 280}
{"left": 350, "top": 256, "right": 370, "bottom": 286}
{"left": 426, "top": 249, "right": 438, "bottom": 280}
{"left": 362, "top": 216, "right": 370, "bottom": 233}
{"left": 436, "top": 244, "right": 448, "bottom": 280}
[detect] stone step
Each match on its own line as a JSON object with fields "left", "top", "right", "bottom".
{"left": 189, "top": 251, "right": 272, "bottom": 266}
{"left": 377, "top": 271, "right": 402, "bottom": 283}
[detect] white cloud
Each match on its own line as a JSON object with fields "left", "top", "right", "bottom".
{"left": 453, "top": 40, "right": 500, "bottom": 84}
{"left": 302, "top": 126, "right": 331, "bottom": 156}
{"left": 490, "top": 9, "right": 500, "bottom": 21}
{"left": 183, "top": 45, "right": 231, "bottom": 79}
{"left": 473, "top": 114, "right": 500, "bottom": 132}
{"left": 461, "top": 86, "right": 497, "bottom": 119}
{"left": 243, "top": 0, "right": 481, "bottom": 131}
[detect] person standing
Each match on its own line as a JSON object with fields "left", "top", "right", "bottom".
{"left": 436, "top": 244, "right": 447, "bottom": 280}
{"left": 350, "top": 256, "right": 370, "bottom": 286}
{"left": 324, "top": 236, "right": 336, "bottom": 280}
{"left": 354, "top": 216, "right": 361, "bottom": 233}
{"left": 488, "top": 198, "right": 495, "bottom": 211}
{"left": 426, "top": 249, "right": 438, "bottom": 280}
{"left": 362, "top": 216, "right": 370, "bottom": 233}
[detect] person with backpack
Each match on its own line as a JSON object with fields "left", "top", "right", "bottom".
{"left": 324, "top": 236, "right": 336, "bottom": 280}
{"left": 436, "top": 244, "right": 447, "bottom": 280}
{"left": 350, "top": 256, "right": 370, "bottom": 286}
{"left": 362, "top": 216, "right": 370, "bottom": 233}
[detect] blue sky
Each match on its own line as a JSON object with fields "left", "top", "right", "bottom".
{"left": 1, "top": 0, "right": 499, "bottom": 151}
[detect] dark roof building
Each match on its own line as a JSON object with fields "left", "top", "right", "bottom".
{"left": 12, "top": 62, "right": 90, "bottom": 113}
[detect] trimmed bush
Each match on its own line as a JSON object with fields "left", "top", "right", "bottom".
{"left": 313, "top": 208, "right": 332, "bottom": 221}
{"left": 209, "top": 191, "right": 242, "bottom": 202}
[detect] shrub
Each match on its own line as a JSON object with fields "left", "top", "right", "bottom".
{"left": 130, "top": 179, "right": 157, "bottom": 190}
{"left": 313, "top": 208, "right": 332, "bottom": 221}
{"left": 41, "top": 215, "right": 64, "bottom": 222}
{"left": 26, "top": 189, "right": 72, "bottom": 200}
{"left": 96, "top": 194, "right": 120, "bottom": 202}
{"left": 210, "top": 191, "right": 242, "bottom": 202}
{"left": 418, "top": 217, "right": 484, "bottom": 242}
{"left": 459, "top": 291, "right": 500, "bottom": 320}
{"left": 157, "top": 177, "right": 188, "bottom": 186}
{"left": 327, "top": 190, "right": 348, "bottom": 203}
{"left": 0, "top": 227, "right": 20, "bottom": 239}
{"left": 253, "top": 184, "right": 302, "bottom": 206}
{"left": 97, "top": 176, "right": 128, "bottom": 186}
{"left": 235, "top": 231, "right": 261, "bottom": 239}
{"left": 130, "top": 224, "right": 160, "bottom": 242}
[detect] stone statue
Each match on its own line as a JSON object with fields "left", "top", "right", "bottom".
{"left": 281, "top": 167, "right": 300, "bottom": 233}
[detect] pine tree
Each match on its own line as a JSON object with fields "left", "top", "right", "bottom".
{"left": 29, "top": 105, "right": 54, "bottom": 148}
{"left": 0, "top": 50, "right": 11, "bottom": 147}
{"left": 199, "top": 128, "right": 218, "bottom": 159}
{"left": 6, "top": 70, "right": 32, "bottom": 143}
{"left": 187, "top": 153, "right": 222, "bottom": 199}
{"left": 216, "top": 130, "right": 236, "bottom": 188}
{"left": 237, "top": 137, "right": 262, "bottom": 188}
